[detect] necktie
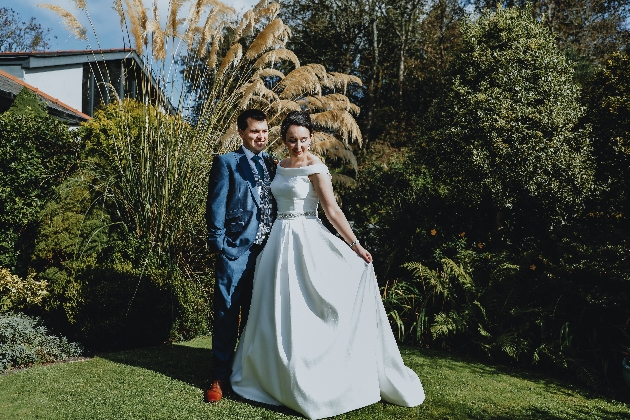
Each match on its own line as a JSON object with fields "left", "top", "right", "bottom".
{"left": 252, "top": 155, "right": 265, "bottom": 179}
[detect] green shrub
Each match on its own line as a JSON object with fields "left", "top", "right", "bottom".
{"left": 0, "top": 112, "right": 78, "bottom": 273}
{"left": 0, "top": 312, "right": 82, "bottom": 372}
{"left": 7, "top": 87, "right": 48, "bottom": 117}
{"left": 389, "top": 234, "right": 630, "bottom": 392}
{"left": 342, "top": 152, "right": 440, "bottom": 282}
{"left": 30, "top": 102, "right": 214, "bottom": 350}
{"left": 31, "top": 173, "right": 189, "bottom": 350}
{"left": 0, "top": 267, "right": 48, "bottom": 312}
{"left": 420, "top": 5, "right": 595, "bottom": 223}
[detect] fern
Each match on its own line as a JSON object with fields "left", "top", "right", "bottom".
{"left": 496, "top": 332, "right": 530, "bottom": 361}
{"left": 431, "top": 310, "right": 468, "bottom": 339}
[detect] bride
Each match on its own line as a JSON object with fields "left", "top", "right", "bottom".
{"left": 230, "top": 111, "right": 425, "bottom": 419}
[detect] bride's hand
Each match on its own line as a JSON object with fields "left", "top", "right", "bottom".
{"left": 353, "top": 243, "right": 372, "bottom": 263}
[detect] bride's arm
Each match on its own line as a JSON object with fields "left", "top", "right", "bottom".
{"left": 310, "top": 173, "right": 372, "bottom": 263}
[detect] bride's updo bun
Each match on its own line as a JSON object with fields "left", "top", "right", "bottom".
{"left": 281, "top": 111, "right": 313, "bottom": 141}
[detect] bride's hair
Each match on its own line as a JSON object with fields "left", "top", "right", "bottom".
{"left": 281, "top": 111, "right": 313, "bottom": 141}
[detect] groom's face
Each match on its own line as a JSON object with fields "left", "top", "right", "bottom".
{"left": 239, "top": 118, "right": 269, "bottom": 154}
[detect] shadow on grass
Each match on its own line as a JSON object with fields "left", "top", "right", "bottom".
{"left": 98, "top": 342, "right": 214, "bottom": 389}
{"left": 98, "top": 342, "right": 302, "bottom": 417}
{"left": 401, "top": 347, "right": 630, "bottom": 420}
{"left": 408, "top": 346, "right": 625, "bottom": 399}
{"left": 433, "top": 403, "right": 630, "bottom": 420}
{"left": 97, "top": 343, "right": 628, "bottom": 420}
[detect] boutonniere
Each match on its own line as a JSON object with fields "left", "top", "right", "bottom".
{"left": 265, "top": 153, "right": 278, "bottom": 176}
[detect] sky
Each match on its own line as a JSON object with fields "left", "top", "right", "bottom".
{"left": 11, "top": 0, "right": 259, "bottom": 51}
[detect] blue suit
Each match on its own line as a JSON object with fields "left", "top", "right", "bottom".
{"left": 205, "top": 146, "right": 276, "bottom": 380}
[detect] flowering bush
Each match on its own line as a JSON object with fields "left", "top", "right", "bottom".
{"left": 0, "top": 267, "right": 48, "bottom": 312}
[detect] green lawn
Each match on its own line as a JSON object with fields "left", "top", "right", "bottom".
{"left": 1, "top": 337, "right": 628, "bottom": 419}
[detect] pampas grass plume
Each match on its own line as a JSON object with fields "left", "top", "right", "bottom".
{"left": 37, "top": 4, "right": 88, "bottom": 40}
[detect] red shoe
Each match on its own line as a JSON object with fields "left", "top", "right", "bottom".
{"left": 205, "top": 379, "right": 225, "bottom": 403}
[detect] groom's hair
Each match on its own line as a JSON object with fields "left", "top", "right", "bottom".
{"left": 281, "top": 111, "right": 313, "bottom": 141}
{"left": 237, "top": 109, "right": 267, "bottom": 131}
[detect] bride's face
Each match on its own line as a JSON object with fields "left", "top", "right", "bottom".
{"left": 284, "top": 125, "right": 312, "bottom": 158}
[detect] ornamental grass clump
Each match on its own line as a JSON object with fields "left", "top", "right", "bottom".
{"left": 37, "top": 0, "right": 364, "bottom": 341}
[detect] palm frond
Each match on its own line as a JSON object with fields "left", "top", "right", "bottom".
{"left": 146, "top": 12, "right": 166, "bottom": 61}
{"left": 166, "top": 0, "right": 186, "bottom": 37}
{"left": 331, "top": 173, "right": 357, "bottom": 188}
{"left": 279, "top": 64, "right": 328, "bottom": 99}
{"left": 298, "top": 93, "right": 360, "bottom": 115}
{"left": 309, "top": 133, "right": 354, "bottom": 168}
{"left": 71, "top": 0, "right": 87, "bottom": 9}
{"left": 256, "top": 68, "right": 285, "bottom": 79}
{"left": 123, "top": 0, "right": 144, "bottom": 53}
{"left": 113, "top": 0, "right": 125, "bottom": 27}
{"left": 181, "top": 0, "right": 205, "bottom": 45}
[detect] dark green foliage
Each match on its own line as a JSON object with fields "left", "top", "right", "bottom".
{"left": 341, "top": 151, "right": 440, "bottom": 282}
{"left": 31, "top": 173, "right": 162, "bottom": 349}
{"left": 582, "top": 51, "right": 630, "bottom": 218}
{"left": 420, "top": 5, "right": 595, "bottom": 221}
{"left": 31, "top": 170, "right": 206, "bottom": 351}
{"left": 31, "top": 102, "right": 213, "bottom": 350}
{"left": 0, "top": 112, "right": 77, "bottom": 273}
{"left": 341, "top": 6, "right": 630, "bottom": 394}
{"left": 379, "top": 233, "right": 629, "bottom": 392}
{"left": 280, "top": 0, "right": 465, "bottom": 145}
{"left": 463, "top": 1, "right": 630, "bottom": 63}
{"left": 0, "top": 312, "right": 82, "bottom": 372}
{"left": 7, "top": 87, "right": 47, "bottom": 117}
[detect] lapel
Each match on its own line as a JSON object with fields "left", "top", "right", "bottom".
{"left": 235, "top": 147, "right": 261, "bottom": 208}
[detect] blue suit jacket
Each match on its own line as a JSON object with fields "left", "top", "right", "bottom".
{"left": 205, "top": 147, "right": 277, "bottom": 260}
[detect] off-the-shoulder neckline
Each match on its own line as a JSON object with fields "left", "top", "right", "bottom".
{"left": 278, "top": 162, "right": 326, "bottom": 169}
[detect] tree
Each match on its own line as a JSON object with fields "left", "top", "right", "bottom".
{"left": 280, "top": 0, "right": 375, "bottom": 74}
{"left": 420, "top": 6, "right": 595, "bottom": 228}
{"left": 0, "top": 7, "right": 53, "bottom": 52}
{"left": 0, "top": 112, "right": 77, "bottom": 273}
{"left": 463, "top": 1, "right": 630, "bottom": 63}
{"left": 404, "top": 0, "right": 464, "bottom": 136}
{"left": 380, "top": 0, "right": 426, "bottom": 133}
{"left": 582, "top": 51, "right": 630, "bottom": 218}
{"left": 7, "top": 88, "right": 48, "bottom": 117}
{"left": 280, "top": 0, "right": 379, "bottom": 139}
{"left": 280, "top": 0, "right": 466, "bottom": 146}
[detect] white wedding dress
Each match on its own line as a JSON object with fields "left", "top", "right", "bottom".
{"left": 230, "top": 163, "right": 424, "bottom": 419}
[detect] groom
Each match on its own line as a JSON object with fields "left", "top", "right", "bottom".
{"left": 204, "top": 109, "right": 276, "bottom": 403}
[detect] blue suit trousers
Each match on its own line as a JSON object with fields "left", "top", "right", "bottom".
{"left": 212, "top": 243, "right": 263, "bottom": 380}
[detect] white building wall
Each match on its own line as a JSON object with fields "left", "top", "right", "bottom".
{"left": 23, "top": 64, "right": 83, "bottom": 112}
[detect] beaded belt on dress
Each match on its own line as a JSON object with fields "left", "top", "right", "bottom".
{"left": 277, "top": 211, "right": 317, "bottom": 219}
